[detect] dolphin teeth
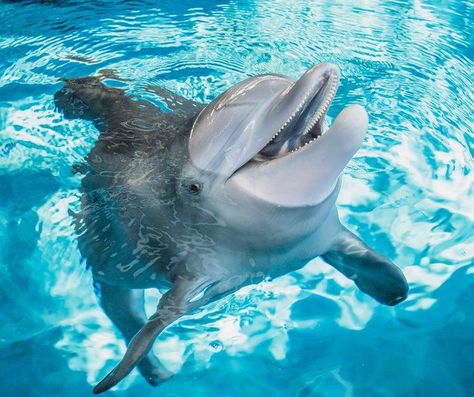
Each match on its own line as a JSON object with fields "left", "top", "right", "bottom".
{"left": 263, "top": 74, "right": 338, "bottom": 156}
{"left": 301, "top": 73, "right": 339, "bottom": 138}
{"left": 289, "top": 133, "right": 321, "bottom": 154}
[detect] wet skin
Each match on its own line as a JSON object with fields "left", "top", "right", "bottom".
{"left": 54, "top": 64, "right": 409, "bottom": 393}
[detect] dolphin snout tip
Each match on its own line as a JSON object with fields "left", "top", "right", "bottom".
{"left": 305, "top": 62, "right": 340, "bottom": 79}
{"left": 326, "top": 104, "right": 368, "bottom": 154}
{"left": 345, "top": 104, "right": 368, "bottom": 125}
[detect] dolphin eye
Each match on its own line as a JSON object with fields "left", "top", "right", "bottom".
{"left": 188, "top": 182, "right": 202, "bottom": 195}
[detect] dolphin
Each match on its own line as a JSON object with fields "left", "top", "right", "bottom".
{"left": 54, "top": 63, "right": 409, "bottom": 394}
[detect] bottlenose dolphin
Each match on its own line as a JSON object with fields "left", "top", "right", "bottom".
{"left": 55, "top": 63, "right": 409, "bottom": 394}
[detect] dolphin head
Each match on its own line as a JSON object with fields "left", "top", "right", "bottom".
{"left": 179, "top": 63, "right": 368, "bottom": 242}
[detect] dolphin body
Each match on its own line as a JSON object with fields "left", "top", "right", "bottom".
{"left": 54, "top": 63, "right": 408, "bottom": 393}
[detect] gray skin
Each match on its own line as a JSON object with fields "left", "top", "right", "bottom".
{"left": 54, "top": 63, "right": 409, "bottom": 394}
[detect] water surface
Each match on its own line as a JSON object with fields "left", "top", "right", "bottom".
{"left": 0, "top": 1, "right": 473, "bottom": 396}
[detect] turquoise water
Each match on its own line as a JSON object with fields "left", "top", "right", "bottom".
{"left": 1, "top": 0, "right": 473, "bottom": 396}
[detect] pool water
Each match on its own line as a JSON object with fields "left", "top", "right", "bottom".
{"left": 0, "top": 0, "right": 473, "bottom": 396}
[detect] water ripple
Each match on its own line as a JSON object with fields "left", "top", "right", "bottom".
{"left": 0, "top": 0, "right": 473, "bottom": 396}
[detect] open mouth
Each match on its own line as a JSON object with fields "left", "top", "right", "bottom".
{"left": 193, "top": 62, "right": 369, "bottom": 207}
{"left": 188, "top": 62, "right": 367, "bottom": 206}
{"left": 187, "top": 62, "right": 362, "bottom": 197}
{"left": 256, "top": 66, "right": 339, "bottom": 160}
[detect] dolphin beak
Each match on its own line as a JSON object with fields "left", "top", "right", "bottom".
{"left": 229, "top": 104, "right": 369, "bottom": 206}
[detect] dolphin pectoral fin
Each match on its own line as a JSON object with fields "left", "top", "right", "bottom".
{"left": 93, "top": 277, "right": 231, "bottom": 394}
{"left": 96, "top": 282, "right": 171, "bottom": 387}
{"left": 93, "top": 316, "right": 166, "bottom": 394}
{"left": 322, "top": 227, "right": 408, "bottom": 306}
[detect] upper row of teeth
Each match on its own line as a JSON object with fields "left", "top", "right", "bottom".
{"left": 264, "top": 72, "right": 339, "bottom": 154}
{"left": 266, "top": 93, "right": 310, "bottom": 146}
{"left": 289, "top": 73, "right": 339, "bottom": 153}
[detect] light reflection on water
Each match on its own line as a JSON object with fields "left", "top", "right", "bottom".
{"left": 0, "top": 0, "right": 473, "bottom": 396}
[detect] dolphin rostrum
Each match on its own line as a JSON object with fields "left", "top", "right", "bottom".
{"left": 54, "top": 63, "right": 409, "bottom": 393}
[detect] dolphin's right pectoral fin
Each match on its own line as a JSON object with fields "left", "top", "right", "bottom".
{"left": 322, "top": 227, "right": 408, "bottom": 306}
{"left": 93, "top": 275, "right": 239, "bottom": 394}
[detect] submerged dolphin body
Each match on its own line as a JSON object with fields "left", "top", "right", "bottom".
{"left": 55, "top": 64, "right": 408, "bottom": 393}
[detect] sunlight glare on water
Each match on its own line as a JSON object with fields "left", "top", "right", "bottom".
{"left": 0, "top": 0, "right": 473, "bottom": 396}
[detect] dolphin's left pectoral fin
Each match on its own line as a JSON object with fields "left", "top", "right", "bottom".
{"left": 92, "top": 276, "right": 237, "bottom": 394}
{"left": 322, "top": 227, "right": 408, "bottom": 306}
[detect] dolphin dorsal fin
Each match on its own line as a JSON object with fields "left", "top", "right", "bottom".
{"left": 322, "top": 227, "right": 408, "bottom": 305}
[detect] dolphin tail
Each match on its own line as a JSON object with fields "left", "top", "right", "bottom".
{"left": 322, "top": 227, "right": 408, "bottom": 305}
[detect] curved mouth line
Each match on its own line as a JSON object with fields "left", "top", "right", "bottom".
{"left": 256, "top": 72, "right": 339, "bottom": 159}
